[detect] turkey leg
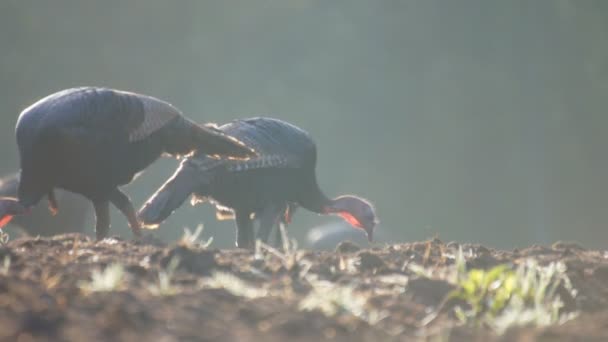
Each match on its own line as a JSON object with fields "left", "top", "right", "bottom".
{"left": 48, "top": 190, "right": 58, "bottom": 216}
{"left": 257, "top": 203, "right": 282, "bottom": 245}
{"left": 93, "top": 200, "right": 110, "bottom": 240}
{"left": 235, "top": 210, "right": 254, "bottom": 249}
{"left": 109, "top": 188, "right": 142, "bottom": 237}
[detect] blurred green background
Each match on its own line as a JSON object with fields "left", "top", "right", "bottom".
{"left": 1, "top": 1, "right": 607, "bottom": 249}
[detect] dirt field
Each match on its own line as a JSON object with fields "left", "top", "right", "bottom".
{"left": 0, "top": 234, "right": 607, "bottom": 341}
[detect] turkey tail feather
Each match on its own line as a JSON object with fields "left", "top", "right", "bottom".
{"left": 162, "top": 118, "right": 256, "bottom": 159}
{"left": 191, "top": 122, "right": 256, "bottom": 158}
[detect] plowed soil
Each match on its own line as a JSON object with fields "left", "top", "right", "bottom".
{"left": 0, "top": 234, "right": 607, "bottom": 341}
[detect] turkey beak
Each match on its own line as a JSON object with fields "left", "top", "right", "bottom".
{"left": 365, "top": 226, "right": 373, "bottom": 242}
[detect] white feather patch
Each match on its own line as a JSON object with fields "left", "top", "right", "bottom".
{"left": 225, "top": 155, "right": 288, "bottom": 172}
{"left": 129, "top": 97, "right": 180, "bottom": 142}
{"left": 215, "top": 205, "right": 235, "bottom": 221}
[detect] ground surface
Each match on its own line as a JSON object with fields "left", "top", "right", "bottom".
{"left": 0, "top": 234, "right": 607, "bottom": 341}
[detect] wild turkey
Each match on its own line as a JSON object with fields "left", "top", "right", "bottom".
{"left": 138, "top": 117, "right": 378, "bottom": 248}
{"left": 0, "top": 87, "right": 255, "bottom": 240}
{"left": 0, "top": 172, "right": 90, "bottom": 236}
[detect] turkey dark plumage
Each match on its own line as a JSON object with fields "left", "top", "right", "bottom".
{"left": 138, "top": 117, "right": 378, "bottom": 248}
{"left": 0, "top": 87, "right": 255, "bottom": 239}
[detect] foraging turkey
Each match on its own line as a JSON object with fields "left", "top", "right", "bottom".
{"left": 0, "top": 87, "right": 255, "bottom": 239}
{"left": 138, "top": 117, "right": 378, "bottom": 248}
{"left": 0, "top": 172, "right": 90, "bottom": 236}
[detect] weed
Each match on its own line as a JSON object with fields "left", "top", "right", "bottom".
{"left": 255, "top": 225, "right": 311, "bottom": 278}
{"left": 0, "top": 231, "right": 9, "bottom": 245}
{"left": 148, "top": 256, "right": 180, "bottom": 296}
{"left": 180, "top": 224, "right": 213, "bottom": 248}
{"left": 79, "top": 263, "right": 126, "bottom": 293}
{"left": 448, "top": 259, "right": 578, "bottom": 334}
{"left": 201, "top": 271, "right": 268, "bottom": 299}
{"left": 0, "top": 255, "right": 9, "bottom": 276}
{"left": 409, "top": 245, "right": 466, "bottom": 284}
{"left": 299, "top": 277, "right": 387, "bottom": 326}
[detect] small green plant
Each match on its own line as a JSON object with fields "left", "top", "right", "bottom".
{"left": 0, "top": 256, "right": 10, "bottom": 276}
{"left": 201, "top": 271, "right": 268, "bottom": 299}
{"left": 148, "top": 256, "right": 180, "bottom": 296}
{"left": 79, "top": 263, "right": 126, "bottom": 293}
{"left": 409, "top": 245, "right": 467, "bottom": 284}
{"left": 0, "top": 231, "right": 9, "bottom": 245}
{"left": 180, "top": 224, "right": 213, "bottom": 248}
{"left": 254, "top": 224, "right": 311, "bottom": 277}
{"left": 448, "top": 259, "right": 578, "bottom": 334}
{"left": 299, "top": 277, "right": 387, "bottom": 326}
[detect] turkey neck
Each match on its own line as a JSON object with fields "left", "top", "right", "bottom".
{"left": 298, "top": 175, "right": 333, "bottom": 214}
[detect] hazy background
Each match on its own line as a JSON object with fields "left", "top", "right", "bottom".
{"left": 1, "top": 1, "right": 607, "bottom": 249}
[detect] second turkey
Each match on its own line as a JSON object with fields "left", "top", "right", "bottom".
{"left": 138, "top": 117, "right": 378, "bottom": 248}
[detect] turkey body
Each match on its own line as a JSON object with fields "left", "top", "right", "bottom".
{"left": 0, "top": 172, "right": 90, "bottom": 236}
{"left": 139, "top": 117, "right": 378, "bottom": 248}
{"left": 10, "top": 87, "right": 254, "bottom": 239}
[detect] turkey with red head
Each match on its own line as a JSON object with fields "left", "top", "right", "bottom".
{"left": 0, "top": 87, "right": 255, "bottom": 240}
{"left": 138, "top": 117, "right": 378, "bottom": 248}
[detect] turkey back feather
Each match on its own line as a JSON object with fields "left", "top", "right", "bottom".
{"left": 188, "top": 117, "right": 316, "bottom": 172}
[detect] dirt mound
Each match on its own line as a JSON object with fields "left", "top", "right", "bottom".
{"left": 0, "top": 234, "right": 606, "bottom": 341}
